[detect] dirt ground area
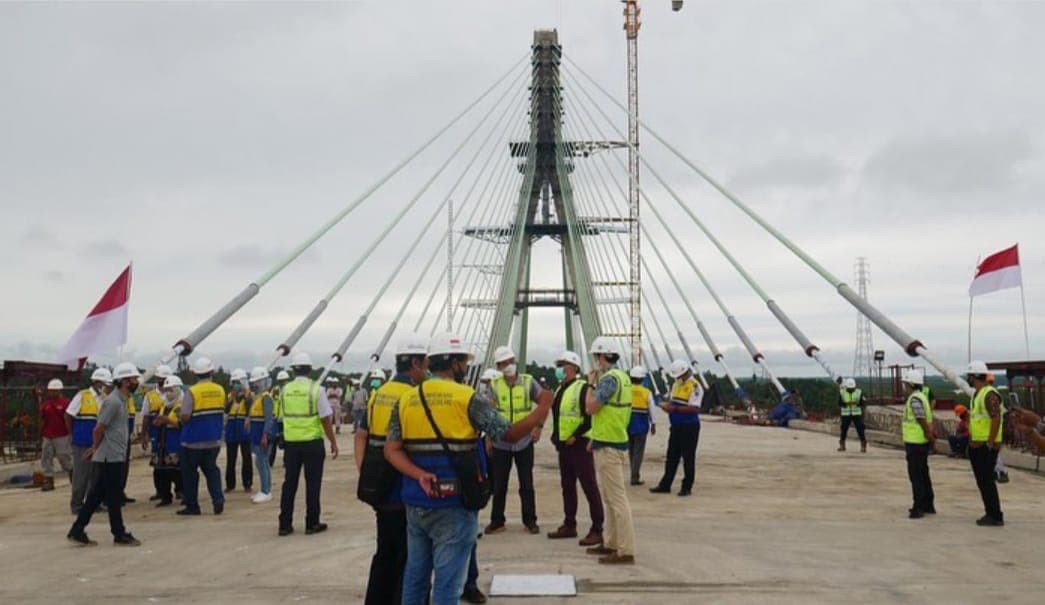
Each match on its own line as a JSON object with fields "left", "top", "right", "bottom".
{"left": 1, "top": 418, "right": 1041, "bottom": 604}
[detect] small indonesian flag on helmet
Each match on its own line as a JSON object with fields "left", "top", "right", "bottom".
{"left": 969, "top": 244, "right": 1021, "bottom": 297}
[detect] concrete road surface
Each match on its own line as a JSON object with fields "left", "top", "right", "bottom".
{"left": 1, "top": 418, "right": 1041, "bottom": 604}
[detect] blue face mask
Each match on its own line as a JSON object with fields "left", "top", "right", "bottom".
{"left": 554, "top": 367, "right": 565, "bottom": 381}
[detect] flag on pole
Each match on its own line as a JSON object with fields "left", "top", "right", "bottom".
{"left": 969, "top": 245, "right": 1022, "bottom": 298}
{"left": 57, "top": 264, "right": 132, "bottom": 368}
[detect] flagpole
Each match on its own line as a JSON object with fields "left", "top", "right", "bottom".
{"left": 1019, "top": 283, "right": 1031, "bottom": 359}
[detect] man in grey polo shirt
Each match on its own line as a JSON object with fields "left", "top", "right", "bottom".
{"left": 67, "top": 362, "right": 142, "bottom": 547}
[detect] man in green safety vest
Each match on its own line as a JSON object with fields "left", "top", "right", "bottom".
{"left": 837, "top": 378, "right": 867, "bottom": 453}
{"left": 901, "top": 370, "right": 935, "bottom": 519}
{"left": 963, "top": 361, "right": 1005, "bottom": 526}
{"left": 277, "top": 352, "right": 339, "bottom": 536}
{"left": 583, "top": 336, "right": 635, "bottom": 565}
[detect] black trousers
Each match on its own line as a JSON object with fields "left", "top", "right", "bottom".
{"left": 968, "top": 446, "right": 1003, "bottom": 520}
{"left": 121, "top": 441, "right": 131, "bottom": 497}
{"left": 840, "top": 415, "right": 866, "bottom": 443}
{"left": 268, "top": 433, "right": 283, "bottom": 466}
{"left": 904, "top": 443, "right": 935, "bottom": 512}
{"left": 365, "top": 506, "right": 407, "bottom": 605}
{"left": 153, "top": 467, "right": 183, "bottom": 501}
{"left": 225, "top": 440, "right": 253, "bottom": 490}
{"left": 279, "top": 439, "right": 326, "bottom": 530}
{"left": 71, "top": 461, "right": 126, "bottom": 538}
{"left": 657, "top": 423, "right": 700, "bottom": 491}
{"left": 490, "top": 443, "right": 536, "bottom": 527}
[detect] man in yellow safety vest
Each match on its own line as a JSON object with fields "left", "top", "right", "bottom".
{"left": 901, "top": 370, "right": 935, "bottom": 518}
{"left": 837, "top": 378, "right": 867, "bottom": 453}
{"left": 964, "top": 360, "right": 1004, "bottom": 526}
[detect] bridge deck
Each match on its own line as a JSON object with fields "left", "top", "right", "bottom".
{"left": 0, "top": 419, "right": 1041, "bottom": 603}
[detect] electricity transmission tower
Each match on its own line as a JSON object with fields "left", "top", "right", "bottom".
{"left": 852, "top": 257, "right": 874, "bottom": 381}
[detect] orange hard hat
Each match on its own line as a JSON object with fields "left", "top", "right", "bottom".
{"left": 954, "top": 405, "right": 967, "bottom": 415}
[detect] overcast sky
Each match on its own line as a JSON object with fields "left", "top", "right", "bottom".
{"left": 2, "top": 1, "right": 1043, "bottom": 379}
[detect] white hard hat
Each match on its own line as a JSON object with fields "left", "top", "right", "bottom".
{"left": 589, "top": 336, "right": 620, "bottom": 357}
{"left": 154, "top": 364, "right": 173, "bottom": 379}
{"left": 427, "top": 332, "right": 475, "bottom": 360}
{"left": 629, "top": 365, "right": 647, "bottom": 379}
{"left": 556, "top": 350, "right": 582, "bottom": 369}
{"left": 480, "top": 368, "right": 502, "bottom": 382}
{"left": 492, "top": 345, "right": 516, "bottom": 364}
{"left": 112, "top": 362, "right": 141, "bottom": 381}
{"left": 249, "top": 366, "right": 269, "bottom": 383}
{"left": 230, "top": 368, "right": 248, "bottom": 382}
{"left": 90, "top": 368, "right": 113, "bottom": 385}
{"left": 47, "top": 378, "right": 64, "bottom": 390}
{"left": 396, "top": 332, "right": 429, "bottom": 357}
{"left": 368, "top": 369, "right": 387, "bottom": 380}
{"left": 966, "top": 360, "right": 989, "bottom": 376}
{"left": 844, "top": 378, "right": 857, "bottom": 389}
{"left": 669, "top": 359, "right": 690, "bottom": 379}
{"left": 291, "top": 351, "right": 313, "bottom": 368}
{"left": 902, "top": 370, "right": 924, "bottom": 386}
{"left": 192, "top": 357, "right": 215, "bottom": 375}
{"left": 275, "top": 370, "right": 290, "bottom": 381}
{"left": 163, "top": 375, "right": 183, "bottom": 389}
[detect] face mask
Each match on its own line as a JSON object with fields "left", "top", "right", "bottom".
{"left": 164, "top": 388, "right": 181, "bottom": 403}
{"left": 554, "top": 367, "right": 565, "bottom": 381}
{"left": 370, "top": 380, "right": 381, "bottom": 389}
{"left": 503, "top": 363, "right": 518, "bottom": 378}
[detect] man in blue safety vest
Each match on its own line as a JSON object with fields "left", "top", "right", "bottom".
{"left": 177, "top": 357, "right": 227, "bottom": 516}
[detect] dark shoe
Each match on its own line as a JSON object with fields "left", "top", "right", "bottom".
{"left": 837, "top": 443, "right": 846, "bottom": 452}
{"left": 599, "top": 554, "right": 635, "bottom": 565}
{"left": 122, "top": 497, "right": 136, "bottom": 504}
{"left": 586, "top": 546, "right": 615, "bottom": 556}
{"left": 483, "top": 523, "right": 506, "bottom": 535}
{"left": 976, "top": 515, "right": 1004, "bottom": 527}
{"left": 860, "top": 442, "right": 867, "bottom": 453}
{"left": 67, "top": 531, "right": 96, "bottom": 546}
{"left": 649, "top": 485, "right": 671, "bottom": 494}
{"left": 996, "top": 471, "right": 1010, "bottom": 484}
{"left": 547, "top": 525, "right": 577, "bottom": 539}
{"left": 155, "top": 499, "right": 173, "bottom": 508}
{"left": 278, "top": 527, "right": 294, "bottom": 536}
{"left": 524, "top": 524, "right": 540, "bottom": 535}
{"left": 42, "top": 478, "right": 55, "bottom": 492}
{"left": 224, "top": 487, "right": 235, "bottom": 494}
{"left": 175, "top": 507, "right": 201, "bottom": 516}
{"left": 578, "top": 531, "right": 603, "bottom": 547}
{"left": 677, "top": 489, "right": 692, "bottom": 497}
{"left": 213, "top": 502, "right": 224, "bottom": 515}
{"left": 630, "top": 479, "right": 644, "bottom": 486}
{"left": 148, "top": 494, "right": 162, "bottom": 501}
{"left": 305, "top": 523, "right": 328, "bottom": 535}
{"left": 909, "top": 509, "right": 924, "bottom": 519}
{"left": 461, "top": 586, "right": 487, "bottom": 604}
{"left": 114, "top": 533, "right": 141, "bottom": 547}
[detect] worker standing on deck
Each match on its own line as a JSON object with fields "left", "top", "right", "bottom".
{"left": 650, "top": 360, "right": 702, "bottom": 497}
{"left": 547, "top": 350, "right": 604, "bottom": 547}
{"left": 484, "top": 345, "right": 552, "bottom": 536}
{"left": 383, "top": 333, "right": 551, "bottom": 604}
{"left": 141, "top": 365, "right": 172, "bottom": 502}
{"left": 837, "top": 378, "right": 867, "bottom": 453}
{"left": 583, "top": 337, "right": 636, "bottom": 565}
{"left": 626, "top": 366, "right": 656, "bottom": 486}
{"left": 246, "top": 367, "right": 276, "bottom": 504}
{"left": 325, "top": 376, "right": 344, "bottom": 434}
{"left": 66, "top": 368, "right": 113, "bottom": 514}
{"left": 224, "top": 369, "right": 253, "bottom": 494}
{"left": 901, "top": 370, "right": 935, "bottom": 518}
{"left": 39, "top": 379, "right": 73, "bottom": 492}
{"left": 178, "top": 357, "right": 227, "bottom": 516}
{"left": 964, "top": 361, "right": 1005, "bottom": 526}
{"left": 277, "top": 352, "right": 339, "bottom": 536}
{"left": 152, "top": 375, "right": 185, "bottom": 506}
{"left": 357, "top": 334, "right": 428, "bottom": 605}
{"left": 66, "top": 362, "right": 142, "bottom": 547}
{"left": 269, "top": 369, "right": 290, "bottom": 467}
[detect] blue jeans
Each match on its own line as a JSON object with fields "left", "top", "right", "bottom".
{"left": 253, "top": 443, "right": 272, "bottom": 494}
{"left": 180, "top": 447, "right": 224, "bottom": 511}
{"left": 403, "top": 506, "right": 477, "bottom": 605}
{"left": 465, "top": 542, "right": 478, "bottom": 591}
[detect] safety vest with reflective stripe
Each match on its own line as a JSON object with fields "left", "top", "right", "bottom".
{"left": 182, "top": 380, "right": 226, "bottom": 444}
{"left": 970, "top": 385, "right": 1004, "bottom": 443}
{"left": 145, "top": 389, "right": 166, "bottom": 442}
{"left": 71, "top": 388, "right": 101, "bottom": 447}
{"left": 631, "top": 384, "right": 651, "bottom": 413}
{"left": 902, "top": 391, "right": 933, "bottom": 444}
{"left": 587, "top": 368, "right": 632, "bottom": 444}
{"left": 280, "top": 380, "right": 324, "bottom": 443}
{"left": 669, "top": 377, "right": 701, "bottom": 425}
{"left": 492, "top": 374, "right": 534, "bottom": 422}
{"left": 398, "top": 378, "right": 479, "bottom": 509}
{"left": 556, "top": 379, "right": 586, "bottom": 441}
{"left": 368, "top": 380, "right": 414, "bottom": 443}
{"left": 840, "top": 389, "right": 863, "bottom": 417}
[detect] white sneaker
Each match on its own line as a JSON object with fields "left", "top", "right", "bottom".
{"left": 251, "top": 492, "right": 272, "bottom": 504}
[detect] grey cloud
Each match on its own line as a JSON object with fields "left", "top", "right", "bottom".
{"left": 729, "top": 153, "right": 844, "bottom": 190}
{"left": 43, "top": 270, "right": 66, "bottom": 282}
{"left": 218, "top": 244, "right": 281, "bottom": 268}
{"left": 862, "top": 131, "right": 1034, "bottom": 195}
{"left": 81, "top": 239, "right": 130, "bottom": 258}
{"left": 20, "top": 224, "right": 57, "bottom": 246}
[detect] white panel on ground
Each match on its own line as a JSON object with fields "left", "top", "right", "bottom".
{"left": 489, "top": 574, "right": 577, "bottom": 597}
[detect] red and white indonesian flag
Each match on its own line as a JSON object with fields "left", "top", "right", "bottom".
{"left": 57, "top": 264, "right": 132, "bottom": 368}
{"left": 969, "top": 245, "right": 1022, "bottom": 298}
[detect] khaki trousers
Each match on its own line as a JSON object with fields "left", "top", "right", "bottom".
{"left": 593, "top": 447, "right": 635, "bottom": 557}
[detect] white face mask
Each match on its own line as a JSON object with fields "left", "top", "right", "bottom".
{"left": 502, "top": 363, "right": 518, "bottom": 378}
{"left": 163, "top": 388, "right": 181, "bottom": 403}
